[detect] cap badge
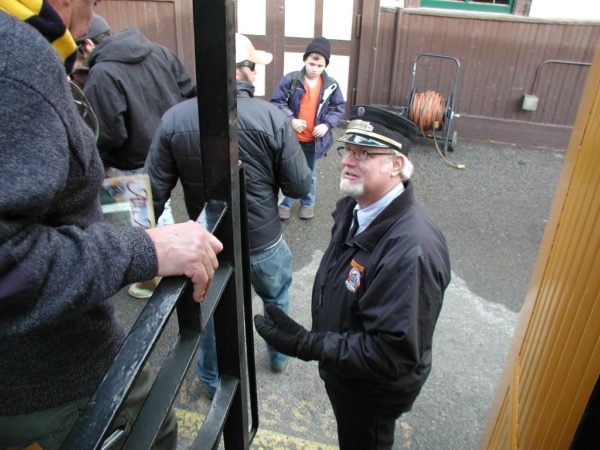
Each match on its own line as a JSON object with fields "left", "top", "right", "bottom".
{"left": 357, "top": 106, "right": 366, "bottom": 117}
{"left": 348, "top": 119, "right": 374, "bottom": 132}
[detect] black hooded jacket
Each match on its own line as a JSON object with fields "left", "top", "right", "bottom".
{"left": 85, "top": 28, "right": 195, "bottom": 170}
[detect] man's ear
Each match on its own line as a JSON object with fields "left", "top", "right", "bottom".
{"left": 389, "top": 154, "right": 404, "bottom": 177}
{"left": 46, "top": 0, "right": 73, "bottom": 25}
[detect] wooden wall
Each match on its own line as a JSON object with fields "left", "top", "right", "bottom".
{"left": 95, "top": 0, "right": 196, "bottom": 81}
{"left": 371, "top": 8, "right": 600, "bottom": 149}
{"left": 93, "top": 2, "right": 599, "bottom": 149}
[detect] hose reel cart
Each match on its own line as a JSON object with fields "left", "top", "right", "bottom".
{"left": 407, "top": 53, "right": 462, "bottom": 166}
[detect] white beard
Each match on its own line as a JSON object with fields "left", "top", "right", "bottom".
{"left": 340, "top": 177, "right": 364, "bottom": 198}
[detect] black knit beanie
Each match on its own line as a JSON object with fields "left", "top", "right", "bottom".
{"left": 303, "top": 36, "right": 331, "bottom": 66}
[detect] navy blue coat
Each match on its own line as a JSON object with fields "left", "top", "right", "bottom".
{"left": 270, "top": 68, "right": 345, "bottom": 159}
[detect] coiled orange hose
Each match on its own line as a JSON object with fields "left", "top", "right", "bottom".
{"left": 409, "top": 90, "right": 446, "bottom": 132}
{"left": 409, "top": 90, "right": 465, "bottom": 170}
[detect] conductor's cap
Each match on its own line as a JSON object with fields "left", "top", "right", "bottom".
{"left": 337, "top": 105, "right": 419, "bottom": 156}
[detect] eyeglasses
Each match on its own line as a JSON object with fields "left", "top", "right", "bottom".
{"left": 236, "top": 60, "right": 256, "bottom": 71}
{"left": 69, "top": 79, "right": 99, "bottom": 140}
{"left": 336, "top": 146, "right": 400, "bottom": 161}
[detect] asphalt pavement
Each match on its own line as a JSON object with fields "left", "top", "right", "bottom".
{"left": 113, "top": 128, "right": 565, "bottom": 449}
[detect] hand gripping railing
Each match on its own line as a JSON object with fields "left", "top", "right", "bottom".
{"left": 61, "top": 194, "right": 257, "bottom": 449}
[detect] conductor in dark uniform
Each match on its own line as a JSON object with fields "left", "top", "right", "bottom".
{"left": 255, "top": 105, "right": 451, "bottom": 449}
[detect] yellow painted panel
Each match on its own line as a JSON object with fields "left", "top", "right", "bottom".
{"left": 557, "top": 337, "right": 600, "bottom": 447}
{"left": 481, "top": 42, "right": 600, "bottom": 450}
{"left": 522, "top": 67, "right": 600, "bottom": 450}
{"left": 487, "top": 391, "right": 512, "bottom": 449}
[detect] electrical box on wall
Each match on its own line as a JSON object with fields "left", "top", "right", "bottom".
{"left": 521, "top": 94, "right": 539, "bottom": 111}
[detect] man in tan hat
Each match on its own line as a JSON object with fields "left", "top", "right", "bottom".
{"left": 255, "top": 105, "right": 451, "bottom": 449}
{"left": 144, "top": 33, "right": 310, "bottom": 395}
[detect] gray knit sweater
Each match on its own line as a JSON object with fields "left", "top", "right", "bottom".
{"left": 0, "top": 12, "right": 158, "bottom": 415}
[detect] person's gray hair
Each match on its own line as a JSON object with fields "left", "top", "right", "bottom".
{"left": 400, "top": 155, "right": 414, "bottom": 181}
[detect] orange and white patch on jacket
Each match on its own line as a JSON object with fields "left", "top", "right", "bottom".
{"left": 345, "top": 259, "right": 364, "bottom": 292}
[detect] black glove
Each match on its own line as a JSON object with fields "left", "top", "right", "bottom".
{"left": 254, "top": 304, "right": 324, "bottom": 361}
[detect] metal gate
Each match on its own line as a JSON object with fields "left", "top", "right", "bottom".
{"left": 61, "top": 0, "right": 256, "bottom": 448}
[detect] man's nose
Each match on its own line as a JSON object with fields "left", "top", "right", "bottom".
{"left": 341, "top": 151, "right": 356, "bottom": 165}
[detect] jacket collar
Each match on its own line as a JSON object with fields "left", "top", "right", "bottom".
{"left": 236, "top": 80, "right": 255, "bottom": 97}
{"left": 332, "top": 181, "right": 414, "bottom": 252}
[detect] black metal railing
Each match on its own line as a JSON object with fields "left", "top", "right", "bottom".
{"left": 61, "top": 194, "right": 258, "bottom": 448}
{"left": 62, "top": 1, "right": 256, "bottom": 447}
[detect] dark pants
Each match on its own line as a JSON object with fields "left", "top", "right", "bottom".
{"left": 0, "top": 368, "right": 177, "bottom": 450}
{"left": 326, "top": 384, "right": 405, "bottom": 450}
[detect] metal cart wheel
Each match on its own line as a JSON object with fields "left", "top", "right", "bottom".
{"left": 449, "top": 131, "right": 458, "bottom": 152}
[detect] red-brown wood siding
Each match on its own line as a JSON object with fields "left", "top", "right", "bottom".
{"left": 371, "top": 8, "right": 599, "bottom": 148}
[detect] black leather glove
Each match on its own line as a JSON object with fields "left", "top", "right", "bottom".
{"left": 254, "top": 304, "right": 324, "bottom": 361}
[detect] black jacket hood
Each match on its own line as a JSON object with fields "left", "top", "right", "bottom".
{"left": 89, "top": 28, "right": 152, "bottom": 65}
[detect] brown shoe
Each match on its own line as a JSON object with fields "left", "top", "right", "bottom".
{"left": 299, "top": 205, "right": 314, "bottom": 220}
{"left": 279, "top": 206, "right": 291, "bottom": 220}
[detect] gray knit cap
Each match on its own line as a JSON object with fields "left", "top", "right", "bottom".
{"left": 82, "top": 14, "right": 110, "bottom": 41}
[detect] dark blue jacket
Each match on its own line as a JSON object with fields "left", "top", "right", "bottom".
{"left": 270, "top": 68, "right": 345, "bottom": 159}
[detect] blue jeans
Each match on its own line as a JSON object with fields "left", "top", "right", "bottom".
{"left": 280, "top": 141, "right": 317, "bottom": 208}
{"left": 197, "top": 238, "right": 293, "bottom": 389}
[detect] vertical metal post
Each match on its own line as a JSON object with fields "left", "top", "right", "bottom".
{"left": 192, "top": 0, "right": 250, "bottom": 448}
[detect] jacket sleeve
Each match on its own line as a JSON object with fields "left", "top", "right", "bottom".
{"left": 84, "top": 67, "right": 128, "bottom": 164}
{"left": 276, "top": 118, "right": 311, "bottom": 198}
{"left": 318, "top": 251, "right": 444, "bottom": 383}
{"left": 269, "top": 74, "right": 296, "bottom": 119}
{"left": 164, "top": 47, "right": 195, "bottom": 99}
{"left": 144, "top": 115, "right": 179, "bottom": 219}
{"left": 322, "top": 83, "right": 346, "bottom": 130}
{"left": 0, "top": 90, "right": 157, "bottom": 336}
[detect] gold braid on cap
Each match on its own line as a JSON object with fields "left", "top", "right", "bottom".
{"left": 346, "top": 120, "right": 403, "bottom": 151}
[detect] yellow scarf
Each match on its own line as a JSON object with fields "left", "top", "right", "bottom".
{"left": 0, "top": 0, "right": 77, "bottom": 69}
